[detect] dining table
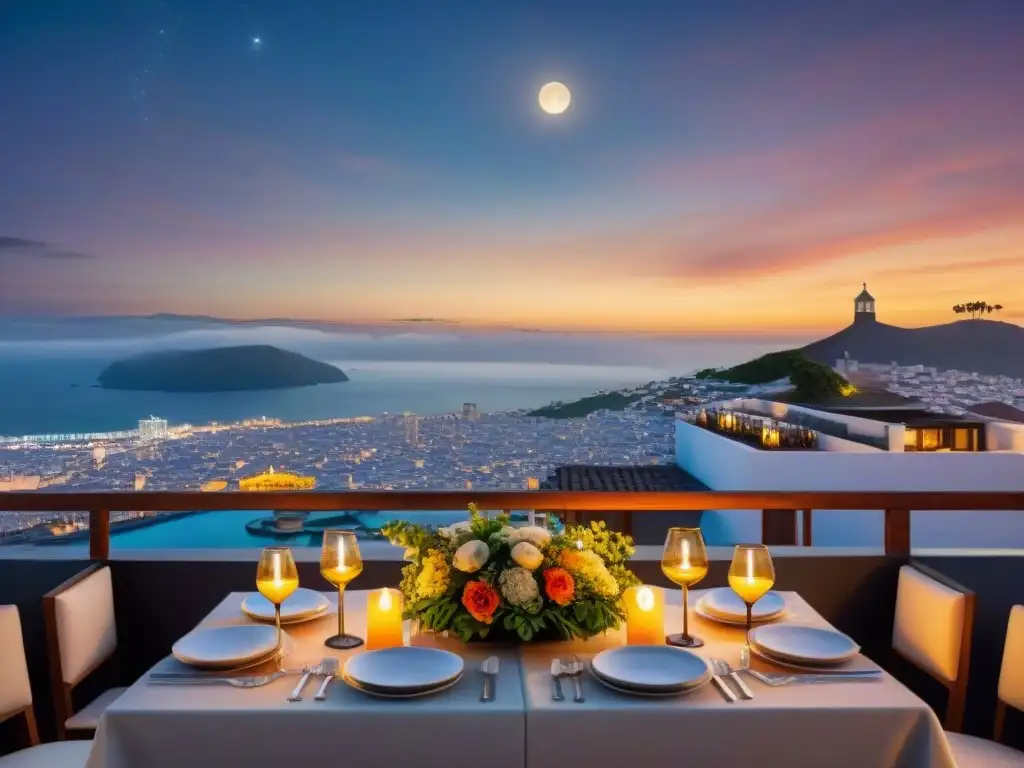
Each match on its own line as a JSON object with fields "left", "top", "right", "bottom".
{"left": 84, "top": 589, "right": 956, "bottom": 768}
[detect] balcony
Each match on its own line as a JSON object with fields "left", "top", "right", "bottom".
{"left": 0, "top": 489, "right": 1022, "bottom": 764}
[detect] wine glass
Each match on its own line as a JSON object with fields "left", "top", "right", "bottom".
{"left": 321, "top": 530, "right": 364, "bottom": 649}
{"left": 661, "top": 527, "right": 708, "bottom": 648}
{"left": 255, "top": 547, "right": 299, "bottom": 652}
{"left": 728, "top": 544, "right": 775, "bottom": 661}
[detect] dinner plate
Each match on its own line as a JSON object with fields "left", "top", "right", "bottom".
{"left": 241, "top": 589, "right": 330, "bottom": 625}
{"left": 343, "top": 672, "right": 463, "bottom": 699}
{"left": 591, "top": 646, "right": 709, "bottom": 692}
{"left": 344, "top": 647, "right": 464, "bottom": 692}
{"left": 694, "top": 605, "right": 785, "bottom": 627}
{"left": 749, "top": 624, "right": 860, "bottom": 666}
{"left": 748, "top": 644, "right": 866, "bottom": 672}
{"left": 172, "top": 625, "right": 282, "bottom": 669}
{"left": 589, "top": 666, "right": 711, "bottom": 698}
{"left": 697, "top": 588, "right": 787, "bottom": 622}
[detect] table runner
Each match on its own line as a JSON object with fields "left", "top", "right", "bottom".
{"left": 85, "top": 591, "right": 526, "bottom": 768}
{"left": 521, "top": 590, "right": 955, "bottom": 768}
{"left": 86, "top": 589, "right": 954, "bottom": 768}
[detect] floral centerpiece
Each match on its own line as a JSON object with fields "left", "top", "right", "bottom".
{"left": 381, "top": 504, "right": 639, "bottom": 642}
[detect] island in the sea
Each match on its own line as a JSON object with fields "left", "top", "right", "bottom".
{"left": 98, "top": 345, "right": 349, "bottom": 392}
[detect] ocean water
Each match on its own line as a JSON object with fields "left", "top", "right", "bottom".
{"left": 0, "top": 323, "right": 799, "bottom": 435}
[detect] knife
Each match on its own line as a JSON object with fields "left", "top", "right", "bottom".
{"left": 480, "top": 656, "right": 499, "bottom": 702}
{"left": 550, "top": 659, "right": 565, "bottom": 701}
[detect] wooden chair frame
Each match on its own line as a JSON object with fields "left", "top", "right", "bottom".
{"left": 0, "top": 704, "right": 40, "bottom": 752}
{"left": 892, "top": 561, "right": 975, "bottom": 733}
{"left": 42, "top": 563, "right": 117, "bottom": 740}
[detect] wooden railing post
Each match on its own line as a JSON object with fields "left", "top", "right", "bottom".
{"left": 89, "top": 509, "right": 110, "bottom": 560}
{"left": 762, "top": 509, "right": 797, "bottom": 545}
{"left": 801, "top": 509, "right": 813, "bottom": 546}
{"left": 884, "top": 509, "right": 910, "bottom": 555}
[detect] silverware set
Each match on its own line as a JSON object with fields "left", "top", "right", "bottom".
{"left": 550, "top": 655, "right": 585, "bottom": 702}
{"left": 148, "top": 657, "right": 343, "bottom": 701}
{"left": 711, "top": 659, "right": 753, "bottom": 701}
{"left": 746, "top": 668, "right": 882, "bottom": 687}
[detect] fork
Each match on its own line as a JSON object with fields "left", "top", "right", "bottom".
{"left": 148, "top": 672, "right": 284, "bottom": 688}
{"left": 712, "top": 659, "right": 754, "bottom": 700}
{"left": 562, "top": 655, "right": 585, "bottom": 703}
{"left": 288, "top": 661, "right": 326, "bottom": 702}
{"left": 746, "top": 669, "right": 882, "bottom": 687}
{"left": 313, "top": 658, "right": 340, "bottom": 701}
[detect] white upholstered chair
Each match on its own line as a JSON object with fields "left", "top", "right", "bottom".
{"left": 0, "top": 605, "right": 91, "bottom": 767}
{"left": 42, "top": 565, "right": 127, "bottom": 740}
{"left": 892, "top": 562, "right": 975, "bottom": 732}
{"left": 945, "top": 605, "right": 1024, "bottom": 766}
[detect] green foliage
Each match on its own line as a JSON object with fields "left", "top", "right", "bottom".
{"left": 694, "top": 367, "right": 719, "bottom": 380}
{"left": 527, "top": 391, "right": 641, "bottom": 419}
{"left": 788, "top": 357, "right": 851, "bottom": 402}
{"left": 710, "top": 349, "right": 805, "bottom": 385}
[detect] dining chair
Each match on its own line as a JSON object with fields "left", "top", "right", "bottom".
{"left": 891, "top": 562, "right": 975, "bottom": 733}
{"left": 0, "top": 605, "right": 92, "bottom": 767}
{"left": 944, "top": 605, "right": 1024, "bottom": 766}
{"left": 42, "top": 564, "right": 128, "bottom": 740}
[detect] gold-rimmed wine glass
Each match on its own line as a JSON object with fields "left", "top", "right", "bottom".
{"left": 661, "top": 527, "right": 708, "bottom": 648}
{"left": 255, "top": 547, "right": 298, "bottom": 651}
{"left": 728, "top": 544, "right": 775, "bottom": 657}
{"left": 321, "top": 530, "right": 364, "bottom": 649}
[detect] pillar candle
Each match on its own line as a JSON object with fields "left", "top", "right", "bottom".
{"left": 624, "top": 585, "right": 665, "bottom": 645}
{"left": 366, "top": 588, "right": 404, "bottom": 649}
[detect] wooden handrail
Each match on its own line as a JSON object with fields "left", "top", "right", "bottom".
{"left": 1, "top": 491, "right": 1022, "bottom": 558}
{"left": 1, "top": 490, "right": 1022, "bottom": 512}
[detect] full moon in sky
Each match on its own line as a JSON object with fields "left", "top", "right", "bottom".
{"left": 538, "top": 82, "right": 571, "bottom": 115}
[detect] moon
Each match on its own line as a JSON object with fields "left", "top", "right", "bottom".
{"left": 538, "top": 82, "right": 571, "bottom": 115}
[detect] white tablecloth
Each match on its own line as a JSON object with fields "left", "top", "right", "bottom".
{"left": 521, "top": 590, "right": 955, "bottom": 768}
{"left": 86, "top": 591, "right": 525, "bottom": 768}
{"left": 86, "top": 589, "right": 954, "bottom": 768}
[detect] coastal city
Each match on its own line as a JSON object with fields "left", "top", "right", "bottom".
{"left": 2, "top": 358, "right": 1023, "bottom": 540}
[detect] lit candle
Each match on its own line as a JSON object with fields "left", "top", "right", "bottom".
{"left": 681, "top": 539, "right": 691, "bottom": 571}
{"left": 366, "top": 588, "right": 404, "bottom": 649}
{"left": 625, "top": 585, "right": 664, "bottom": 645}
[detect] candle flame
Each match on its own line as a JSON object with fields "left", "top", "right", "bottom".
{"left": 379, "top": 588, "right": 392, "bottom": 611}
{"left": 636, "top": 586, "right": 655, "bottom": 612}
{"left": 682, "top": 539, "right": 690, "bottom": 570}
{"left": 272, "top": 551, "right": 281, "bottom": 584}
{"left": 746, "top": 547, "right": 754, "bottom": 584}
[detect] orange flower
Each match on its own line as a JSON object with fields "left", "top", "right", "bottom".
{"left": 543, "top": 567, "right": 575, "bottom": 606}
{"left": 462, "top": 580, "right": 500, "bottom": 624}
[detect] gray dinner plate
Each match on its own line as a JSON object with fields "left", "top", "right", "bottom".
{"left": 750, "top": 624, "right": 860, "bottom": 666}
{"left": 697, "top": 588, "right": 787, "bottom": 622}
{"left": 344, "top": 647, "right": 464, "bottom": 691}
{"left": 591, "top": 646, "right": 709, "bottom": 691}
{"left": 241, "top": 588, "right": 330, "bottom": 624}
{"left": 172, "top": 625, "right": 281, "bottom": 669}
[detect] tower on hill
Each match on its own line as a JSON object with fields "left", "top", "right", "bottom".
{"left": 854, "top": 283, "right": 876, "bottom": 325}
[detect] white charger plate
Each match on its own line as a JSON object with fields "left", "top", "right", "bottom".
{"left": 344, "top": 647, "right": 464, "bottom": 692}
{"left": 697, "top": 588, "right": 787, "bottom": 622}
{"left": 241, "top": 588, "right": 330, "bottom": 625}
{"left": 749, "top": 624, "right": 860, "bottom": 666}
{"left": 343, "top": 672, "right": 463, "bottom": 699}
{"left": 694, "top": 605, "right": 786, "bottom": 627}
{"left": 172, "top": 625, "right": 281, "bottom": 669}
{"left": 591, "top": 646, "right": 709, "bottom": 692}
{"left": 589, "top": 667, "right": 711, "bottom": 698}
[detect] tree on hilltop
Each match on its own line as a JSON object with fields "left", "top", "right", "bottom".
{"left": 952, "top": 301, "right": 1003, "bottom": 320}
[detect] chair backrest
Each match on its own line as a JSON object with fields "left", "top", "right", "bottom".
{"left": 0, "top": 604, "right": 40, "bottom": 748}
{"left": 51, "top": 565, "right": 118, "bottom": 687}
{"left": 0, "top": 605, "right": 32, "bottom": 718}
{"left": 995, "top": 605, "right": 1024, "bottom": 741}
{"left": 892, "top": 563, "right": 975, "bottom": 732}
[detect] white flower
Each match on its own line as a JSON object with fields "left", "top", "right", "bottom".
{"left": 438, "top": 520, "right": 473, "bottom": 540}
{"left": 511, "top": 541, "right": 543, "bottom": 571}
{"left": 508, "top": 525, "right": 551, "bottom": 548}
{"left": 499, "top": 567, "right": 540, "bottom": 608}
{"left": 452, "top": 540, "right": 490, "bottom": 573}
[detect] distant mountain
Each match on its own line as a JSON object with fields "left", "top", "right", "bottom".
{"left": 98, "top": 345, "right": 349, "bottom": 392}
{"left": 801, "top": 320, "right": 1024, "bottom": 378}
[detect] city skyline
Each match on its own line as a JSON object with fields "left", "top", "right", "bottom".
{"left": 2, "top": 1, "right": 1023, "bottom": 333}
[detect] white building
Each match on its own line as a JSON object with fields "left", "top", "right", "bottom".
{"left": 675, "top": 397, "right": 1024, "bottom": 549}
{"left": 138, "top": 416, "right": 168, "bottom": 443}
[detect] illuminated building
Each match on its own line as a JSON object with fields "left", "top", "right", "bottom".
{"left": 138, "top": 416, "right": 169, "bottom": 443}
{"left": 239, "top": 466, "right": 316, "bottom": 491}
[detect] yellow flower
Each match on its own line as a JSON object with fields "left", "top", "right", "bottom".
{"left": 416, "top": 549, "right": 451, "bottom": 599}
{"left": 560, "top": 548, "right": 619, "bottom": 598}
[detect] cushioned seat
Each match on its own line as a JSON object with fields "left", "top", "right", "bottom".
{"left": 65, "top": 686, "right": 128, "bottom": 731}
{"left": 947, "top": 732, "right": 1024, "bottom": 767}
{"left": 0, "top": 740, "right": 92, "bottom": 767}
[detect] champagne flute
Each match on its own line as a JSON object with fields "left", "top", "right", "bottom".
{"left": 255, "top": 547, "right": 299, "bottom": 654}
{"left": 728, "top": 544, "right": 775, "bottom": 662}
{"left": 661, "top": 527, "right": 708, "bottom": 648}
{"left": 321, "top": 530, "right": 364, "bottom": 649}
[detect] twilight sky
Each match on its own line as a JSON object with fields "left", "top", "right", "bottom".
{"left": 2, "top": 0, "right": 1023, "bottom": 334}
